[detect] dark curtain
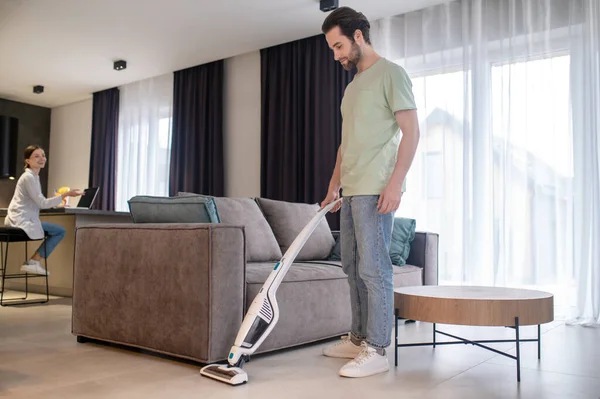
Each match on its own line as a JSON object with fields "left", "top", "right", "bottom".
{"left": 89, "top": 87, "right": 119, "bottom": 211}
{"left": 260, "top": 34, "right": 354, "bottom": 230}
{"left": 169, "top": 60, "right": 225, "bottom": 196}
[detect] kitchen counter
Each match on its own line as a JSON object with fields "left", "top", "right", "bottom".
{"left": 1, "top": 207, "right": 132, "bottom": 297}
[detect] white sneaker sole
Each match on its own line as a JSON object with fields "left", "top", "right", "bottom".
{"left": 20, "top": 265, "right": 49, "bottom": 276}
{"left": 339, "top": 361, "right": 390, "bottom": 378}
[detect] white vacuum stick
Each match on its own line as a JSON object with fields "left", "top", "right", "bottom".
{"left": 200, "top": 198, "right": 342, "bottom": 385}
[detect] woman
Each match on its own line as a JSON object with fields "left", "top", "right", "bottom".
{"left": 4, "top": 145, "right": 82, "bottom": 276}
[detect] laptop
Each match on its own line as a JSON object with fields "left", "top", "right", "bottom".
{"left": 74, "top": 187, "right": 100, "bottom": 209}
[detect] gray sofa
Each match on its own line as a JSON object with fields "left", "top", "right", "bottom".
{"left": 71, "top": 196, "right": 438, "bottom": 364}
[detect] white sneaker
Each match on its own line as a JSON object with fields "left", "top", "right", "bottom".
{"left": 338, "top": 342, "right": 389, "bottom": 378}
{"left": 323, "top": 334, "right": 362, "bottom": 359}
{"left": 20, "top": 260, "right": 49, "bottom": 276}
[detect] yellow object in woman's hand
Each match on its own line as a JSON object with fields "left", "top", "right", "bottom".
{"left": 56, "top": 186, "right": 70, "bottom": 195}
{"left": 55, "top": 186, "right": 70, "bottom": 206}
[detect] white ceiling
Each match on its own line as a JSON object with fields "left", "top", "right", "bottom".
{"left": 0, "top": 0, "right": 448, "bottom": 108}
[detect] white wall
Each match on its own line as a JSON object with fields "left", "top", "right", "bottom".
{"left": 48, "top": 51, "right": 262, "bottom": 198}
{"left": 224, "top": 51, "right": 261, "bottom": 197}
{"left": 48, "top": 98, "right": 92, "bottom": 196}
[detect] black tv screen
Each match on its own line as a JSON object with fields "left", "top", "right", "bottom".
{"left": 0, "top": 115, "right": 18, "bottom": 179}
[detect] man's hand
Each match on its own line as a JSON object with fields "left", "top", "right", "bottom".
{"left": 321, "top": 146, "right": 343, "bottom": 213}
{"left": 320, "top": 187, "right": 342, "bottom": 213}
{"left": 378, "top": 180, "right": 403, "bottom": 214}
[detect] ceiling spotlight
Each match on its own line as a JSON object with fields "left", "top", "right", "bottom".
{"left": 320, "top": 0, "right": 338, "bottom": 12}
{"left": 114, "top": 60, "right": 127, "bottom": 71}
{"left": 33, "top": 85, "right": 44, "bottom": 94}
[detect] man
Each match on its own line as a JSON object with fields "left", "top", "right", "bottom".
{"left": 320, "top": 7, "right": 420, "bottom": 378}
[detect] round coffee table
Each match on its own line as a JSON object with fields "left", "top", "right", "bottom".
{"left": 394, "top": 286, "right": 554, "bottom": 382}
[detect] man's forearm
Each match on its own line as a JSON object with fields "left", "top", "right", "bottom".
{"left": 329, "top": 146, "right": 342, "bottom": 191}
{"left": 390, "top": 125, "right": 420, "bottom": 188}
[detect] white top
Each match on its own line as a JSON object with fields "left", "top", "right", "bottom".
{"left": 3, "top": 168, "right": 62, "bottom": 239}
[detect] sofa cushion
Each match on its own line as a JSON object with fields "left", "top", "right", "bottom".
{"left": 246, "top": 261, "right": 422, "bottom": 286}
{"left": 392, "top": 265, "right": 423, "bottom": 287}
{"left": 246, "top": 261, "right": 347, "bottom": 284}
{"left": 128, "top": 195, "right": 220, "bottom": 224}
{"left": 316, "top": 261, "right": 423, "bottom": 286}
{"left": 255, "top": 198, "right": 335, "bottom": 261}
{"left": 176, "top": 192, "right": 221, "bottom": 222}
{"left": 213, "top": 197, "right": 282, "bottom": 262}
{"left": 246, "top": 262, "right": 351, "bottom": 354}
{"left": 390, "top": 217, "right": 416, "bottom": 266}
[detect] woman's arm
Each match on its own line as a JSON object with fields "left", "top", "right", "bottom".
{"left": 22, "top": 175, "right": 63, "bottom": 209}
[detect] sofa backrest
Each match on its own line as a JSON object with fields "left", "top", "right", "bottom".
{"left": 212, "top": 197, "right": 283, "bottom": 263}
{"left": 255, "top": 197, "right": 335, "bottom": 261}
{"left": 127, "top": 192, "right": 338, "bottom": 263}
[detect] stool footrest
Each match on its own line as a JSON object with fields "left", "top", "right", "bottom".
{"left": 0, "top": 299, "right": 49, "bottom": 306}
{"left": 2, "top": 273, "right": 48, "bottom": 279}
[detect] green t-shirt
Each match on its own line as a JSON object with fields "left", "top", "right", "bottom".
{"left": 340, "top": 58, "right": 416, "bottom": 197}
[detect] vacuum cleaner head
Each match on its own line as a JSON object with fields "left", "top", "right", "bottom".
{"left": 199, "top": 364, "right": 248, "bottom": 386}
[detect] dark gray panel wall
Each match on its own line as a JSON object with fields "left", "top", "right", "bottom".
{"left": 0, "top": 98, "right": 51, "bottom": 208}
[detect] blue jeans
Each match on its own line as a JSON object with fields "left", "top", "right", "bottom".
{"left": 36, "top": 222, "right": 66, "bottom": 258}
{"left": 341, "top": 195, "right": 394, "bottom": 349}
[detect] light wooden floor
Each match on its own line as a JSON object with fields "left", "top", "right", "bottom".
{"left": 1, "top": 291, "right": 599, "bottom": 398}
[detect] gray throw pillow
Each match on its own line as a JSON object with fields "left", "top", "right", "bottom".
{"left": 213, "top": 197, "right": 282, "bottom": 262}
{"left": 255, "top": 198, "right": 335, "bottom": 261}
{"left": 128, "top": 195, "right": 220, "bottom": 223}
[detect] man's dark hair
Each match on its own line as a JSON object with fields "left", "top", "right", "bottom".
{"left": 321, "top": 6, "right": 371, "bottom": 45}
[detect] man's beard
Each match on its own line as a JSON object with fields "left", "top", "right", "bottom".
{"left": 341, "top": 42, "right": 361, "bottom": 71}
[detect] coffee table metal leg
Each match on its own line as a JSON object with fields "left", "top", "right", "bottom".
{"left": 433, "top": 323, "right": 436, "bottom": 348}
{"left": 515, "top": 316, "right": 521, "bottom": 382}
{"left": 395, "top": 308, "right": 399, "bottom": 367}
{"left": 537, "top": 324, "right": 541, "bottom": 360}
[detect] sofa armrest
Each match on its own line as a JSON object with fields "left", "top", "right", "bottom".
{"left": 406, "top": 231, "right": 439, "bottom": 286}
{"left": 72, "top": 223, "right": 246, "bottom": 363}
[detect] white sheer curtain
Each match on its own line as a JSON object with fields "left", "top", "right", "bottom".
{"left": 570, "top": 0, "right": 600, "bottom": 326}
{"left": 371, "top": 0, "right": 600, "bottom": 325}
{"left": 115, "top": 73, "right": 174, "bottom": 212}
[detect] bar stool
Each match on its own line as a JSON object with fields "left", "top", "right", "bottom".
{"left": 0, "top": 227, "right": 49, "bottom": 306}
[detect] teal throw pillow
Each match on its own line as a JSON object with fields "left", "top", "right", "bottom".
{"left": 176, "top": 192, "right": 221, "bottom": 223}
{"left": 328, "top": 235, "right": 342, "bottom": 261}
{"left": 128, "top": 194, "right": 220, "bottom": 224}
{"left": 389, "top": 217, "right": 416, "bottom": 266}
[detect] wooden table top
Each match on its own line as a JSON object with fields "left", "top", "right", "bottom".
{"left": 394, "top": 285, "right": 554, "bottom": 327}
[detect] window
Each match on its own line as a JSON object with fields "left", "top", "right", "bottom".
{"left": 394, "top": 55, "right": 573, "bottom": 289}
{"left": 115, "top": 74, "right": 174, "bottom": 212}
{"left": 395, "top": 70, "right": 469, "bottom": 283}
{"left": 490, "top": 55, "right": 573, "bottom": 286}
{"left": 424, "top": 151, "right": 443, "bottom": 200}
{"left": 491, "top": 55, "right": 572, "bottom": 177}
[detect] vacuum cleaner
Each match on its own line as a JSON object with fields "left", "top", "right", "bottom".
{"left": 200, "top": 198, "right": 343, "bottom": 386}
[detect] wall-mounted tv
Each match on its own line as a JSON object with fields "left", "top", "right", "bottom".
{"left": 0, "top": 115, "right": 19, "bottom": 180}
